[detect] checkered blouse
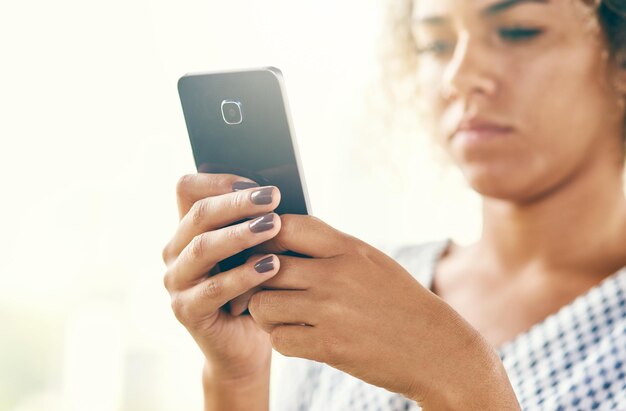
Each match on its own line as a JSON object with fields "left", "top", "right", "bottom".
{"left": 269, "top": 239, "right": 626, "bottom": 410}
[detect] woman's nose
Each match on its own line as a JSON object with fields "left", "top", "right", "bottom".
{"left": 440, "top": 32, "right": 498, "bottom": 101}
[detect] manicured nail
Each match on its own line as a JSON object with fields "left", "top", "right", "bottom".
{"left": 254, "top": 255, "right": 274, "bottom": 273}
{"left": 250, "top": 187, "right": 274, "bottom": 205}
{"left": 232, "top": 181, "right": 259, "bottom": 191}
{"left": 249, "top": 213, "right": 275, "bottom": 233}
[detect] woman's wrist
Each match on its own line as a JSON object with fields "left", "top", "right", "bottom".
{"left": 415, "top": 341, "right": 520, "bottom": 410}
{"left": 202, "top": 358, "right": 270, "bottom": 411}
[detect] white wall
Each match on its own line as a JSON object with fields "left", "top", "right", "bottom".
{"left": 0, "top": 1, "right": 481, "bottom": 410}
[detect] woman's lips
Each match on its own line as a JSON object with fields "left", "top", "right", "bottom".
{"left": 454, "top": 127, "right": 511, "bottom": 141}
{"left": 452, "top": 126, "right": 514, "bottom": 145}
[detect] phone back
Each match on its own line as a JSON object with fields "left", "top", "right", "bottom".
{"left": 177, "top": 67, "right": 310, "bottom": 217}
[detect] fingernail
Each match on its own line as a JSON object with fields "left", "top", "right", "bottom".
{"left": 250, "top": 187, "right": 274, "bottom": 205}
{"left": 232, "top": 181, "right": 259, "bottom": 191}
{"left": 249, "top": 213, "right": 275, "bottom": 233}
{"left": 254, "top": 255, "right": 274, "bottom": 273}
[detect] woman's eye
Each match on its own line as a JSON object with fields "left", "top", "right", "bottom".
{"left": 417, "top": 41, "right": 455, "bottom": 55}
{"left": 498, "top": 27, "right": 543, "bottom": 43}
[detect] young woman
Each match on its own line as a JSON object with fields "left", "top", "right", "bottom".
{"left": 161, "top": 0, "right": 626, "bottom": 409}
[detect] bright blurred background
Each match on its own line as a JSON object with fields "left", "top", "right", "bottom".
{"left": 0, "top": 0, "right": 482, "bottom": 410}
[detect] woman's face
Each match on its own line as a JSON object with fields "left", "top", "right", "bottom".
{"left": 412, "top": 0, "right": 626, "bottom": 201}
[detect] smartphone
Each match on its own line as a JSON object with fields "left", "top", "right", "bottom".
{"left": 177, "top": 67, "right": 312, "bottom": 303}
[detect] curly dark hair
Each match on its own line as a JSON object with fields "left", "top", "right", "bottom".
{"left": 602, "top": 0, "right": 626, "bottom": 68}
{"left": 378, "top": 0, "right": 626, "bottom": 153}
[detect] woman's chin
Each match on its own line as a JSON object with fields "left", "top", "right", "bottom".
{"left": 459, "top": 164, "right": 539, "bottom": 202}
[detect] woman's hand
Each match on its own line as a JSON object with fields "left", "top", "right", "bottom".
{"left": 246, "top": 214, "right": 520, "bottom": 410}
{"left": 161, "top": 173, "right": 283, "bottom": 383}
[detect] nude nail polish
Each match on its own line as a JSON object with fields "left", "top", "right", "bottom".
{"left": 250, "top": 187, "right": 274, "bottom": 205}
{"left": 249, "top": 213, "right": 275, "bottom": 233}
{"left": 232, "top": 181, "right": 259, "bottom": 191}
{"left": 254, "top": 255, "right": 274, "bottom": 273}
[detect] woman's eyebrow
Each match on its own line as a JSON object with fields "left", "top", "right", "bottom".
{"left": 413, "top": 15, "right": 449, "bottom": 26}
{"left": 413, "top": 0, "right": 549, "bottom": 26}
{"left": 482, "top": 0, "right": 549, "bottom": 16}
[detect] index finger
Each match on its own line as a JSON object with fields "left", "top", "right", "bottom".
{"left": 249, "top": 214, "right": 353, "bottom": 258}
{"left": 175, "top": 173, "right": 259, "bottom": 220}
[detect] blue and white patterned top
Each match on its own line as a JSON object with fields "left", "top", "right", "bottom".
{"left": 269, "top": 239, "right": 626, "bottom": 410}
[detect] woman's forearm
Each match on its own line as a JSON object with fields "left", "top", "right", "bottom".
{"left": 202, "top": 360, "right": 270, "bottom": 411}
{"left": 417, "top": 344, "right": 520, "bottom": 411}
